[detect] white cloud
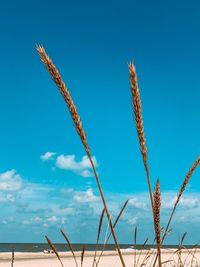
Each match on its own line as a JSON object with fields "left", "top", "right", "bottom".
{"left": 0, "top": 170, "right": 23, "bottom": 192}
{"left": 129, "top": 197, "right": 147, "bottom": 210}
{"left": 74, "top": 188, "right": 100, "bottom": 203}
{"left": 56, "top": 154, "right": 98, "bottom": 177}
{"left": 47, "top": 216, "right": 58, "bottom": 223}
{"left": 179, "top": 197, "right": 199, "bottom": 208}
{"left": 127, "top": 217, "right": 138, "bottom": 225}
{"left": 40, "top": 152, "right": 56, "bottom": 161}
{"left": 160, "top": 194, "right": 199, "bottom": 209}
{"left": 162, "top": 196, "right": 176, "bottom": 209}
{"left": 53, "top": 207, "right": 75, "bottom": 216}
{"left": 32, "top": 217, "right": 43, "bottom": 223}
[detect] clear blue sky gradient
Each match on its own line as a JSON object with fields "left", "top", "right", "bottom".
{"left": 0, "top": 0, "right": 199, "bottom": 243}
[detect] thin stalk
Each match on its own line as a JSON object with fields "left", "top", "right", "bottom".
{"left": 37, "top": 46, "right": 126, "bottom": 267}
{"left": 45, "top": 236, "right": 64, "bottom": 267}
{"left": 134, "top": 226, "right": 137, "bottom": 267}
{"left": 152, "top": 156, "right": 200, "bottom": 267}
{"left": 96, "top": 200, "right": 128, "bottom": 267}
{"left": 92, "top": 208, "right": 105, "bottom": 267}
{"left": 88, "top": 156, "right": 126, "bottom": 267}
{"left": 60, "top": 229, "right": 78, "bottom": 267}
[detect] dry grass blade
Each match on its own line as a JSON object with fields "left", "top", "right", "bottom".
{"left": 177, "top": 232, "right": 187, "bottom": 267}
{"left": 177, "top": 157, "right": 200, "bottom": 204}
{"left": 92, "top": 208, "right": 105, "bottom": 267}
{"left": 37, "top": 45, "right": 126, "bottom": 267}
{"left": 162, "top": 260, "right": 173, "bottom": 265}
{"left": 97, "top": 208, "right": 105, "bottom": 244}
{"left": 180, "top": 232, "right": 187, "bottom": 246}
{"left": 134, "top": 225, "right": 137, "bottom": 246}
{"left": 113, "top": 200, "right": 129, "bottom": 228}
{"left": 190, "top": 243, "right": 199, "bottom": 267}
{"left": 162, "top": 156, "right": 200, "bottom": 244}
{"left": 81, "top": 247, "right": 85, "bottom": 267}
{"left": 136, "top": 238, "right": 149, "bottom": 267}
{"left": 153, "top": 156, "right": 200, "bottom": 267}
{"left": 153, "top": 179, "right": 162, "bottom": 267}
{"left": 140, "top": 253, "right": 151, "bottom": 267}
{"left": 11, "top": 250, "right": 14, "bottom": 267}
{"left": 96, "top": 200, "right": 129, "bottom": 266}
{"left": 134, "top": 226, "right": 137, "bottom": 267}
{"left": 182, "top": 243, "right": 198, "bottom": 266}
{"left": 45, "top": 235, "right": 64, "bottom": 267}
{"left": 128, "top": 63, "right": 154, "bottom": 211}
{"left": 60, "top": 229, "right": 78, "bottom": 267}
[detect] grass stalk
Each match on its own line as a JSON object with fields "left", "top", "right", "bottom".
{"left": 96, "top": 200, "right": 129, "bottom": 266}
{"left": 37, "top": 45, "right": 126, "bottom": 267}
{"left": 81, "top": 247, "right": 85, "bottom": 267}
{"left": 152, "top": 156, "right": 200, "bottom": 267}
{"left": 11, "top": 250, "right": 14, "bottom": 267}
{"left": 92, "top": 208, "right": 105, "bottom": 267}
{"left": 60, "top": 229, "right": 78, "bottom": 267}
{"left": 129, "top": 63, "right": 163, "bottom": 267}
{"left": 128, "top": 63, "right": 154, "bottom": 212}
{"left": 153, "top": 179, "right": 162, "bottom": 267}
{"left": 134, "top": 226, "right": 137, "bottom": 267}
{"left": 45, "top": 236, "right": 64, "bottom": 267}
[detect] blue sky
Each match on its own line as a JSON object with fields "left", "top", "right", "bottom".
{"left": 0, "top": 0, "right": 200, "bottom": 244}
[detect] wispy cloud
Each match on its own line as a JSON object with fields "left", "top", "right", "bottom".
{"left": 73, "top": 188, "right": 100, "bottom": 203}
{"left": 40, "top": 152, "right": 56, "bottom": 161}
{"left": 0, "top": 170, "right": 23, "bottom": 192}
{"left": 40, "top": 152, "right": 98, "bottom": 177}
{"left": 129, "top": 197, "right": 147, "bottom": 210}
{"left": 56, "top": 154, "right": 98, "bottom": 177}
{"left": 1, "top": 167, "right": 200, "bottom": 243}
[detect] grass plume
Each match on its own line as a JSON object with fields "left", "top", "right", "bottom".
{"left": 60, "top": 229, "right": 78, "bottom": 267}
{"left": 45, "top": 235, "right": 64, "bottom": 267}
{"left": 128, "top": 63, "right": 154, "bottom": 211}
{"left": 153, "top": 179, "right": 162, "bottom": 267}
{"left": 36, "top": 46, "right": 90, "bottom": 155}
{"left": 162, "top": 156, "right": 200, "bottom": 244}
{"left": 37, "top": 45, "right": 126, "bottom": 267}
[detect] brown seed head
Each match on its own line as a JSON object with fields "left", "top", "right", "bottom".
{"left": 128, "top": 62, "right": 147, "bottom": 163}
{"left": 45, "top": 235, "right": 64, "bottom": 267}
{"left": 153, "top": 179, "right": 161, "bottom": 245}
{"left": 176, "top": 156, "right": 200, "bottom": 204}
{"left": 36, "top": 45, "right": 90, "bottom": 155}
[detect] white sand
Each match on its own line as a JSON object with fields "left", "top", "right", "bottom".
{"left": 0, "top": 249, "right": 200, "bottom": 266}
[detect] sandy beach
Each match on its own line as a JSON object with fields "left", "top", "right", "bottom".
{"left": 0, "top": 249, "right": 200, "bottom": 267}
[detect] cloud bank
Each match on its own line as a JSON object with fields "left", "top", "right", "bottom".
{"left": 41, "top": 152, "right": 98, "bottom": 177}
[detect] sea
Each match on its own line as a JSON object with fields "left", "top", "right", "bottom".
{"left": 0, "top": 243, "right": 194, "bottom": 253}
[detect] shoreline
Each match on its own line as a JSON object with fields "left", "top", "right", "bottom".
{"left": 1, "top": 249, "right": 200, "bottom": 267}
{"left": 0, "top": 248, "right": 198, "bottom": 260}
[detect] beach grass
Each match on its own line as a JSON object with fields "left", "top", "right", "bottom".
{"left": 34, "top": 46, "right": 200, "bottom": 267}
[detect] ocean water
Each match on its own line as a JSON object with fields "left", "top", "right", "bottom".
{"left": 0, "top": 243, "right": 191, "bottom": 253}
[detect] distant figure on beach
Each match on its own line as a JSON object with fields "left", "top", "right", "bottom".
{"left": 43, "top": 249, "right": 54, "bottom": 254}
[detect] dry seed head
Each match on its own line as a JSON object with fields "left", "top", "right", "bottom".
{"left": 37, "top": 46, "right": 126, "bottom": 267}
{"left": 36, "top": 46, "right": 90, "bottom": 155}
{"left": 153, "top": 179, "right": 161, "bottom": 245}
{"left": 45, "top": 235, "right": 64, "bottom": 267}
{"left": 60, "top": 229, "right": 78, "bottom": 267}
{"left": 128, "top": 62, "right": 147, "bottom": 163}
{"left": 176, "top": 156, "right": 200, "bottom": 203}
